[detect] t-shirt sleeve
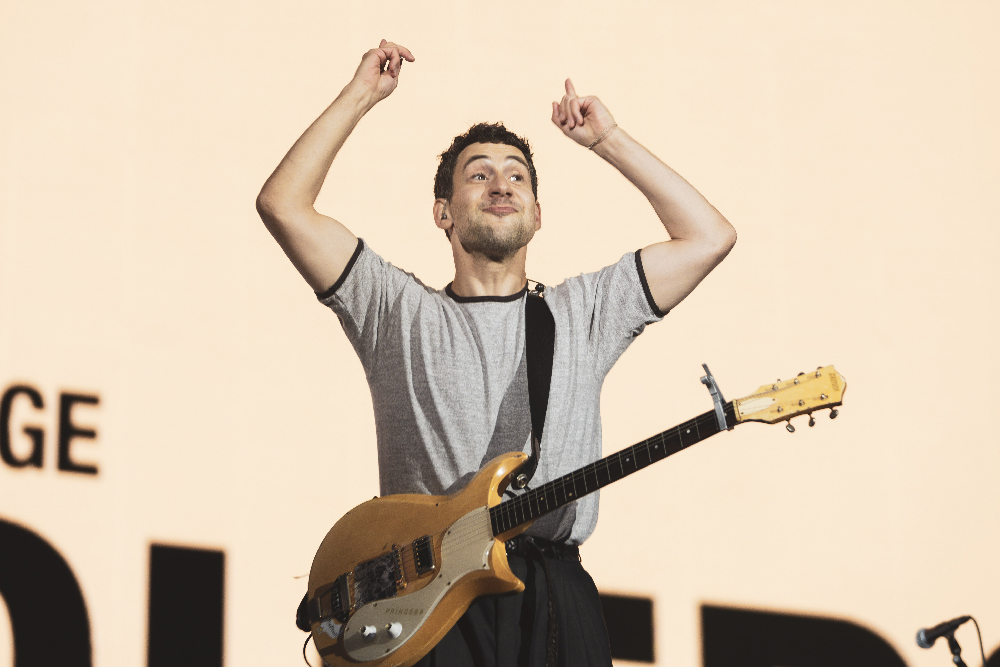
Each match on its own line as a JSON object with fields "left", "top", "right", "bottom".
{"left": 315, "top": 238, "right": 410, "bottom": 369}
{"left": 559, "top": 249, "right": 666, "bottom": 380}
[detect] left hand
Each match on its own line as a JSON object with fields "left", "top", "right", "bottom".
{"left": 551, "top": 78, "right": 616, "bottom": 148}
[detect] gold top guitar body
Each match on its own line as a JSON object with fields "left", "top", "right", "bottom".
{"left": 306, "top": 365, "right": 847, "bottom": 667}
{"left": 309, "top": 453, "right": 529, "bottom": 667}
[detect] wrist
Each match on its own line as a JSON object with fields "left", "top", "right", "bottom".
{"left": 591, "top": 125, "right": 628, "bottom": 162}
{"left": 587, "top": 122, "right": 618, "bottom": 150}
{"left": 337, "top": 80, "right": 379, "bottom": 119}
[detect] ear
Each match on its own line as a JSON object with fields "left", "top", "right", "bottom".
{"left": 433, "top": 199, "right": 451, "bottom": 231}
{"left": 533, "top": 200, "right": 542, "bottom": 231}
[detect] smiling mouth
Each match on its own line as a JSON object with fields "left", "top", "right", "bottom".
{"left": 484, "top": 206, "right": 518, "bottom": 216}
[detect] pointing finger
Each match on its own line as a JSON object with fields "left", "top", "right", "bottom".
{"left": 565, "top": 78, "right": 578, "bottom": 98}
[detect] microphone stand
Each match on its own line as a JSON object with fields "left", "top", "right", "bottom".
{"left": 945, "top": 630, "right": 968, "bottom": 667}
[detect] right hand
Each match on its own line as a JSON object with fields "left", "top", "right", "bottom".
{"left": 348, "top": 39, "right": 415, "bottom": 109}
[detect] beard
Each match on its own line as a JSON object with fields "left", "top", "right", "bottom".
{"left": 456, "top": 210, "right": 536, "bottom": 263}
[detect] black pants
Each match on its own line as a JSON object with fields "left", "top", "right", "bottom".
{"left": 413, "top": 548, "right": 612, "bottom": 667}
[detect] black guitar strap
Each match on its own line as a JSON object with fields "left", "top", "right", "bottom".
{"left": 517, "top": 283, "right": 555, "bottom": 489}
{"left": 523, "top": 283, "right": 561, "bottom": 667}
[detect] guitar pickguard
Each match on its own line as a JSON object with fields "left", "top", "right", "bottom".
{"left": 341, "top": 506, "right": 494, "bottom": 661}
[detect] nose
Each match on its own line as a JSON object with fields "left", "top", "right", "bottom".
{"left": 489, "top": 174, "right": 512, "bottom": 197}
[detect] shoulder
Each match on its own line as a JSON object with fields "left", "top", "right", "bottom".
{"left": 547, "top": 250, "right": 664, "bottom": 320}
{"left": 316, "top": 238, "right": 437, "bottom": 307}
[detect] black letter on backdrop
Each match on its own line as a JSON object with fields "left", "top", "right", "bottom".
{"left": 600, "top": 594, "right": 655, "bottom": 662}
{"left": 148, "top": 544, "right": 225, "bottom": 667}
{"left": 57, "top": 393, "right": 99, "bottom": 475}
{"left": 0, "top": 385, "right": 45, "bottom": 468}
{"left": 702, "top": 605, "right": 907, "bottom": 667}
{"left": 0, "top": 518, "right": 92, "bottom": 667}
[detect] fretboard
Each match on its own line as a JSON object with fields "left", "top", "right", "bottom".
{"left": 489, "top": 402, "right": 736, "bottom": 536}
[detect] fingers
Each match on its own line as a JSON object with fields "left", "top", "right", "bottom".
{"left": 375, "top": 39, "right": 415, "bottom": 78}
{"left": 552, "top": 102, "right": 563, "bottom": 128}
{"left": 552, "top": 96, "right": 584, "bottom": 129}
{"left": 397, "top": 45, "right": 416, "bottom": 62}
{"left": 551, "top": 78, "right": 586, "bottom": 129}
{"left": 569, "top": 97, "right": 584, "bottom": 126}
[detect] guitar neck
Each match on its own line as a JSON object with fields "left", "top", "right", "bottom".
{"left": 489, "top": 401, "right": 737, "bottom": 537}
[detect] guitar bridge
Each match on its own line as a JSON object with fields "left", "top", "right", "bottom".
{"left": 313, "top": 573, "right": 351, "bottom": 624}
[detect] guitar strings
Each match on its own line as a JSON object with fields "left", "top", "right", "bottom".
{"left": 491, "top": 408, "right": 724, "bottom": 534}
{"left": 343, "top": 379, "right": 835, "bottom": 605}
{"left": 346, "top": 408, "right": 727, "bottom": 599}
{"left": 439, "top": 409, "right": 726, "bottom": 560}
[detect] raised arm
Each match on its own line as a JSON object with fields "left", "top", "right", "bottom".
{"left": 256, "top": 40, "right": 415, "bottom": 292}
{"left": 551, "top": 79, "right": 736, "bottom": 314}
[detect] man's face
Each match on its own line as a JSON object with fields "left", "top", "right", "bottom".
{"left": 440, "top": 142, "right": 541, "bottom": 263}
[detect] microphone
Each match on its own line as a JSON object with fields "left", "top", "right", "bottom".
{"left": 916, "top": 615, "right": 972, "bottom": 649}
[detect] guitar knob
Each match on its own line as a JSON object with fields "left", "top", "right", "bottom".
{"left": 361, "top": 625, "right": 377, "bottom": 640}
{"left": 786, "top": 422, "right": 795, "bottom": 433}
{"left": 829, "top": 409, "right": 839, "bottom": 419}
{"left": 387, "top": 622, "right": 403, "bottom": 639}
{"left": 808, "top": 415, "right": 816, "bottom": 427}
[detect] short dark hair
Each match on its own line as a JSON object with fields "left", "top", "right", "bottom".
{"left": 434, "top": 122, "right": 538, "bottom": 201}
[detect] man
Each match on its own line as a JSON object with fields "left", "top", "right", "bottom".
{"left": 258, "top": 39, "right": 735, "bottom": 667}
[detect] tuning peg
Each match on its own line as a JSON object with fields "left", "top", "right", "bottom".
{"left": 808, "top": 414, "right": 816, "bottom": 427}
{"left": 829, "top": 409, "right": 839, "bottom": 419}
{"left": 786, "top": 422, "right": 795, "bottom": 433}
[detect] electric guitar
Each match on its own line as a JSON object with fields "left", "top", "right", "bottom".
{"left": 306, "top": 365, "right": 846, "bottom": 667}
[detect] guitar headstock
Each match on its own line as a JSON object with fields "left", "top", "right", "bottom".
{"left": 733, "top": 365, "right": 846, "bottom": 429}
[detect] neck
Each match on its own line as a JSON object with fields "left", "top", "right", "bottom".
{"left": 449, "top": 247, "right": 528, "bottom": 298}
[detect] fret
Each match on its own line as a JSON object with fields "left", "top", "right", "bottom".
{"left": 514, "top": 496, "right": 531, "bottom": 526}
{"left": 490, "top": 405, "right": 731, "bottom": 536}
{"left": 493, "top": 508, "right": 506, "bottom": 534}
{"left": 664, "top": 429, "right": 683, "bottom": 456}
{"left": 595, "top": 460, "right": 612, "bottom": 486}
{"left": 541, "top": 484, "right": 557, "bottom": 513}
{"left": 607, "top": 456, "right": 624, "bottom": 484}
{"left": 619, "top": 450, "right": 638, "bottom": 475}
{"left": 525, "top": 494, "right": 538, "bottom": 521}
{"left": 527, "top": 490, "right": 541, "bottom": 519}
{"left": 647, "top": 434, "right": 666, "bottom": 463}
{"left": 553, "top": 479, "right": 569, "bottom": 507}
{"left": 565, "top": 475, "right": 580, "bottom": 502}
{"left": 678, "top": 422, "right": 699, "bottom": 448}
{"left": 633, "top": 442, "right": 652, "bottom": 469}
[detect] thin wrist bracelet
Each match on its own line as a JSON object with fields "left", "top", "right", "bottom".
{"left": 588, "top": 122, "right": 618, "bottom": 150}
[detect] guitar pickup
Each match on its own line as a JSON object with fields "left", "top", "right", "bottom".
{"left": 412, "top": 535, "right": 435, "bottom": 575}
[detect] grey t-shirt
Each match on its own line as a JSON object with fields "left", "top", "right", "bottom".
{"left": 320, "top": 239, "right": 664, "bottom": 545}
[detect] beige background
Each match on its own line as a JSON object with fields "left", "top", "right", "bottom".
{"left": 2, "top": 0, "right": 998, "bottom": 665}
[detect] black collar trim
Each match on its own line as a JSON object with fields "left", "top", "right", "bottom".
{"left": 445, "top": 282, "right": 528, "bottom": 303}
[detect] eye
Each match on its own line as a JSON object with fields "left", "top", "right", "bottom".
{"left": 471, "top": 172, "right": 487, "bottom": 180}
{"left": 510, "top": 173, "right": 524, "bottom": 182}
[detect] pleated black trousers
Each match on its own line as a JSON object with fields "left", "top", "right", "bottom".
{"left": 412, "top": 553, "right": 612, "bottom": 667}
